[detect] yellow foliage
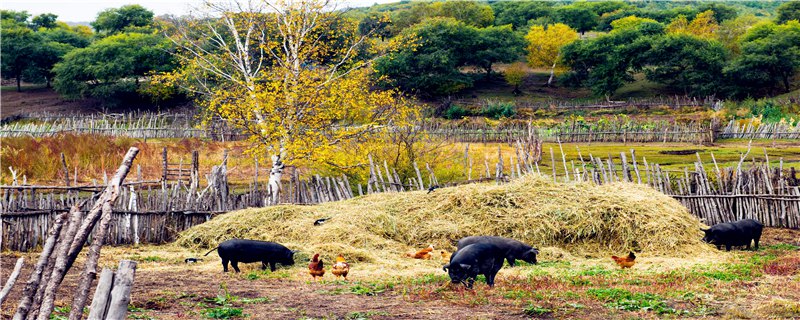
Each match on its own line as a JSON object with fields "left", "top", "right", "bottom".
{"left": 165, "top": 0, "right": 415, "bottom": 170}
{"left": 610, "top": 15, "right": 658, "bottom": 32}
{"left": 666, "top": 15, "right": 690, "bottom": 34}
{"left": 503, "top": 62, "right": 527, "bottom": 87}
{"left": 668, "top": 10, "right": 719, "bottom": 39}
{"left": 525, "top": 23, "right": 579, "bottom": 71}
{"left": 688, "top": 10, "right": 719, "bottom": 38}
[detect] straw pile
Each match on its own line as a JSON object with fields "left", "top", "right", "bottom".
{"left": 178, "top": 174, "right": 715, "bottom": 275}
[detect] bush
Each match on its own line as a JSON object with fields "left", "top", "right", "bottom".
{"left": 480, "top": 102, "right": 516, "bottom": 119}
{"left": 443, "top": 104, "right": 473, "bottom": 119}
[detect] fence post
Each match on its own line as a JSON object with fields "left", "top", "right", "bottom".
{"left": 104, "top": 260, "right": 137, "bottom": 320}
{"left": 161, "top": 147, "right": 168, "bottom": 182}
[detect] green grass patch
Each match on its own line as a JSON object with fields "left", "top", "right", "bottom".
{"left": 346, "top": 311, "right": 391, "bottom": 319}
{"left": 204, "top": 307, "right": 243, "bottom": 319}
{"left": 522, "top": 304, "right": 553, "bottom": 316}
{"left": 586, "top": 288, "right": 678, "bottom": 314}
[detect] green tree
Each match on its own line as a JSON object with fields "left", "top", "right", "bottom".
{"left": 1, "top": 10, "right": 30, "bottom": 23}
{"left": 562, "top": 22, "right": 661, "bottom": 99}
{"left": 429, "top": 1, "right": 494, "bottom": 28}
{"left": 491, "top": 1, "right": 554, "bottom": 29}
{"left": 472, "top": 24, "right": 524, "bottom": 77}
{"left": 39, "top": 27, "right": 92, "bottom": 48}
{"left": 556, "top": 5, "right": 598, "bottom": 34}
{"left": 376, "top": 18, "right": 479, "bottom": 96}
{"left": 776, "top": 1, "right": 800, "bottom": 24}
{"left": 697, "top": 3, "right": 739, "bottom": 23}
{"left": 31, "top": 13, "right": 58, "bottom": 29}
{"left": 645, "top": 34, "right": 728, "bottom": 96}
{"left": 725, "top": 21, "right": 800, "bottom": 94}
{"left": 91, "top": 4, "right": 154, "bottom": 34}
{"left": 717, "top": 15, "right": 762, "bottom": 55}
{"left": 25, "top": 41, "right": 73, "bottom": 88}
{"left": 53, "top": 32, "right": 174, "bottom": 100}
{"left": 1, "top": 19, "right": 39, "bottom": 91}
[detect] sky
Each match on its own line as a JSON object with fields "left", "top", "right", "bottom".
{"left": 1, "top": 0, "right": 393, "bottom": 22}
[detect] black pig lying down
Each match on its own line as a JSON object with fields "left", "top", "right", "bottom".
{"left": 204, "top": 239, "right": 296, "bottom": 272}
{"left": 702, "top": 219, "right": 763, "bottom": 251}
{"left": 456, "top": 236, "right": 538, "bottom": 266}
{"left": 443, "top": 243, "right": 506, "bottom": 289}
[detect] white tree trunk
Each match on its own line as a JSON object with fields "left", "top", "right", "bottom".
{"left": 266, "top": 154, "right": 285, "bottom": 206}
{"left": 547, "top": 61, "right": 557, "bottom": 86}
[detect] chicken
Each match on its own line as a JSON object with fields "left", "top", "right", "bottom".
{"left": 440, "top": 250, "right": 452, "bottom": 262}
{"left": 308, "top": 253, "right": 325, "bottom": 280}
{"left": 405, "top": 244, "right": 434, "bottom": 259}
{"left": 611, "top": 251, "right": 636, "bottom": 269}
{"left": 331, "top": 254, "right": 350, "bottom": 280}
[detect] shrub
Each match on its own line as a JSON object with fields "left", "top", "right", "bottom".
{"left": 443, "top": 104, "right": 473, "bottom": 119}
{"left": 480, "top": 102, "right": 516, "bottom": 119}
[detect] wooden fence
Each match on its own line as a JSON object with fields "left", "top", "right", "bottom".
{"left": 3, "top": 110, "right": 799, "bottom": 144}
{"left": 443, "top": 95, "right": 718, "bottom": 111}
{"left": 421, "top": 121, "right": 715, "bottom": 144}
{"left": 2, "top": 141, "right": 799, "bottom": 251}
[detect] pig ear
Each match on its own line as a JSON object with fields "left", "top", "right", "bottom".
{"left": 459, "top": 264, "right": 471, "bottom": 270}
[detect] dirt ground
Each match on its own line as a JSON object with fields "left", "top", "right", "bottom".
{"left": 1, "top": 228, "right": 799, "bottom": 320}
{"left": 0, "top": 87, "right": 103, "bottom": 118}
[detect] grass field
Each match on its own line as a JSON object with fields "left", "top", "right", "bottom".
{"left": 2, "top": 135, "right": 798, "bottom": 186}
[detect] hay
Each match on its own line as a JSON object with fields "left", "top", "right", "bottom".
{"left": 178, "top": 174, "right": 716, "bottom": 277}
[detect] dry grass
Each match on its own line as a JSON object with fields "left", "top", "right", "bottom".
{"left": 177, "top": 174, "right": 717, "bottom": 279}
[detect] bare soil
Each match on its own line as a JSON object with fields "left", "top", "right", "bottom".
{"left": 0, "top": 87, "right": 102, "bottom": 118}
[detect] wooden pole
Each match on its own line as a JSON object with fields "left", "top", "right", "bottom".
{"left": 68, "top": 201, "right": 117, "bottom": 320}
{"left": 104, "top": 260, "right": 137, "bottom": 320}
{"left": 61, "top": 153, "right": 69, "bottom": 186}
{"left": 0, "top": 258, "right": 24, "bottom": 305}
{"left": 13, "top": 212, "right": 69, "bottom": 320}
{"left": 36, "top": 205, "right": 84, "bottom": 320}
{"left": 86, "top": 269, "right": 115, "bottom": 320}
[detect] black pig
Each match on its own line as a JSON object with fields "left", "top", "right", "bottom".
{"left": 456, "top": 236, "right": 538, "bottom": 266}
{"left": 702, "top": 219, "right": 763, "bottom": 251}
{"left": 204, "top": 239, "right": 296, "bottom": 272}
{"left": 443, "top": 243, "right": 505, "bottom": 289}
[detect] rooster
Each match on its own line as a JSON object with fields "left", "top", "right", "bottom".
{"left": 611, "top": 251, "right": 636, "bottom": 269}
{"left": 331, "top": 254, "right": 350, "bottom": 280}
{"left": 308, "top": 253, "right": 325, "bottom": 280}
{"left": 405, "top": 244, "right": 434, "bottom": 259}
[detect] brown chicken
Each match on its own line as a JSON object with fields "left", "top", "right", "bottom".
{"left": 405, "top": 244, "right": 434, "bottom": 259}
{"left": 331, "top": 254, "right": 350, "bottom": 280}
{"left": 308, "top": 253, "right": 325, "bottom": 280}
{"left": 611, "top": 251, "right": 636, "bottom": 269}
{"left": 440, "top": 250, "right": 452, "bottom": 262}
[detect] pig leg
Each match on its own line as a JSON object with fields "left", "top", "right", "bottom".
{"left": 269, "top": 262, "right": 277, "bottom": 272}
{"left": 261, "top": 261, "right": 268, "bottom": 270}
{"left": 222, "top": 258, "right": 229, "bottom": 272}
{"left": 753, "top": 231, "right": 762, "bottom": 250}
{"left": 231, "top": 261, "right": 241, "bottom": 273}
{"left": 507, "top": 258, "right": 516, "bottom": 267}
{"left": 725, "top": 244, "right": 731, "bottom": 251}
{"left": 485, "top": 273, "right": 495, "bottom": 287}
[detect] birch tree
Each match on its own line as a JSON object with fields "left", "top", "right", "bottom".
{"left": 162, "top": 0, "right": 411, "bottom": 205}
{"left": 525, "top": 23, "right": 579, "bottom": 86}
